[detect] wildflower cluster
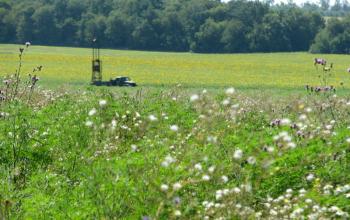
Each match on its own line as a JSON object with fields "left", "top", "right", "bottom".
{"left": 307, "top": 58, "right": 336, "bottom": 94}
{"left": 0, "top": 42, "right": 42, "bottom": 105}
{"left": 1, "top": 84, "right": 350, "bottom": 219}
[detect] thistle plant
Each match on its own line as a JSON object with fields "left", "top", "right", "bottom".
{"left": 306, "top": 58, "right": 335, "bottom": 94}
{"left": 0, "top": 42, "right": 41, "bottom": 105}
{"left": 0, "top": 43, "right": 43, "bottom": 188}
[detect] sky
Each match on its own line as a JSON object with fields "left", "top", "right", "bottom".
{"left": 221, "top": 0, "right": 331, "bottom": 6}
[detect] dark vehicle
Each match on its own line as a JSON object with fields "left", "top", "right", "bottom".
{"left": 108, "top": 76, "right": 137, "bottom": 87}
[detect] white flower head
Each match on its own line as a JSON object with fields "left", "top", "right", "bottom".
{"left": 247, "top": 156, "right": 256, "bottom": 165}
{"left": 267, "top": 146, "right": 275, "bottom": 153}
{"left": 305, "top": 198, "right": 313, "bottom": 204}
{"left": 306, "top": 173, "right": 315, "bottom": 182}
{"left": 325, "top": 124, "right": 332, "bottom": 130}
{"left": 174, "top": 210, "right": 181, "bottom": 217}
{"left": 161, "top": 155, "right": 176, "bottom": 167}
{"left": 208, "top": 166, "right": 215, "bottom": 173}
{"left": 99, "top": 100, "right": 107, "bottom": 107}
{"left": 221, "top": 175, "right": 228, "bottom": 183}
{"left": 202, "top": 174, "right": 210, "bottom": 181}
{"left": 131, "top": 144, "right": 138, "bottom": 152}
{"left": 299, "top": 114, "right": 307, "bottom": 121}
{"left": 88, "top": 108, "right": 97, "bottom": 116}
{"left": 287, "top": 142, "right": 296, "bottom": 149}
{"left": 233, "top": 187, "right": 241, "bottom": 194}
{"left": 190, "top": 94, "right": 199, "bottom": 102}
{"left": 346, "top": 138, "right": 350, "bottom": 144}
{"left": 173, "top": 182, "right": 182, "bottom": 191}
{"left": 233, "top": 149, "right": 243, "bottom": 160}
{"left": 222, "top": 99, "right": 230, "bottom": 106}
{"left": 85, "top": 120, "right": 93, "bottom": 127}
{"left": 281, "top": 118, "right": 291, "bottom": 126}
{"left": 225, "top": 87, "right": 235, "bottom": 95}
{"left": 194, "top": 163, "right": 202, "bottom": 171}
{"left": 299, "top": 188, "right": 307, "bottom": 194}
{"left": 160, "top": 184, "right": 169, "bottom": 192}
{"left": 148, "top": 114, "right": 158, "bottom": 121}
{"left": 111, "top": 119, "right": 117, "bottom": 128}
{"left": 170, "top": 125, "right": 179, "bottom": 132}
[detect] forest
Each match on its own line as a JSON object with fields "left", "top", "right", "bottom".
{"left": 0, "top": 0, "right": 350, "bottom": 53}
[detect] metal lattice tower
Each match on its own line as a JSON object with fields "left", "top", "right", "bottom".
{"left": 91, "top": 38, "right": 102, "bottom": 84}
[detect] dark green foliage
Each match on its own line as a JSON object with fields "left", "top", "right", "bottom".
{"left": 0, "top": 0, "right": 325, "bottom": 53}
{"left": 310, "top": 16, "right": 350, "bottom": 54}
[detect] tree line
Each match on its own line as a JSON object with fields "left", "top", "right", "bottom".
{"left": 0, "top": 0, "right": 349, "bottom": 53}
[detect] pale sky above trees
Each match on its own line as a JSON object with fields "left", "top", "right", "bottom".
{"left": 222, "top": 0, "right": 335, "bottom": 6}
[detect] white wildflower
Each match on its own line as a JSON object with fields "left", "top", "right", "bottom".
{"left": 299, "top": 114, "right": 307, "bottom": 121}
{"left": 190, "top": 94, "right": 199, "bottom": 102}
{"left": 85, "top": 120, "right": 93, "bottom": 127}
{"left": 99, "top": 100, "right": 107, "bottom": 107}
{"left": 222, "top": 99, "right": 230, "bottom": 106}
{"left": 202, "top": 175, "right": 210, "bottom": 181}
{"left": 225, "top": 87, "right": 235, "bottom": 95}
{"left": 305, "top": 199, "right": 313, "bottom": 204}
{"left": 247, "top": 156, "right": 256, "bottom": 165}
{"left": 194, "top": 163, "right": 202, "bottom": 171}
{"left": 174, "top": 210, "right": 181, "bottom": 217}
{"left": 281, "top": 118, "right": 291, "bottom": 126}
{"left": 170, "top": 125, "right": 179, "bottom": 132}
{"left": 216, "top": 190, "right": 223, "bottom": 200}
{"left": 221, "top": 175, "right": 228, "bottom": 183}
{"left": 306, "top": 174, "right": 315, "bottom": 182}
{"left": 148, "top": 114, "right": 158, "bottom": 121}
{"left": 111, "top": 119, "right": 117, "bottom": 128}
{"left": 336, "top": 211, "right": 345, "bottom": 216}
{"left": 208, "top": 166, "right": 215, "bottom": 173}
{"left": 286, "top": 188, "right": 293, "bottom": 194}
{"left": 269, "top": 209, "right": 278, "bottom": 216}
{"left": 267, "top": 146, "right": 275, "bottom": 153}
{"left": 131, "top": 144, "right": 138, "bottom": 152}
{"left": 233, "top": 187, "right": 241, "bottom": 194}
{"left": 283, "top": 135, "right": 292, "bottom": 142}
{"left": 299, "top": 188, "right": 307, "bottom": 194}
{"left": 287, "top": 142, "right": 296, "bottom": 149}
{"left": 173, "top": 182, "right": 182, "bottom": 191}
{"left": 88, "top": 108, "right": 97, "bottom": 116}
{"left": 161, "top": 155, "right": 176, "bottom": 167}
{"left": 233, "top": 149, "right": 243, "bottom": 160}
{"left": 160, "top": 184, "right": 169, "bottom": 192}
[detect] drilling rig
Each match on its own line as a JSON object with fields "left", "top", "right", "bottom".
{"left": 91, "top": 38, "right": 102, "bottom": 85}
{"left": 91, "top": 39, "right": 137, "bottom": 87}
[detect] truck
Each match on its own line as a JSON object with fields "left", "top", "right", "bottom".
{"left": 108, "top": 76, "right": 137, "bottom": 87}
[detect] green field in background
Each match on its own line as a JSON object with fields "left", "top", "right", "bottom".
{"left": 1, "top": 44, "right": 350, "bottom": 90}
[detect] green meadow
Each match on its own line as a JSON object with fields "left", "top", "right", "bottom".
{"left": 1, "top": 44, "right": 350, "bottom": 90}
{"left": 1, "top": 44, "right": 350, "bottom": 219}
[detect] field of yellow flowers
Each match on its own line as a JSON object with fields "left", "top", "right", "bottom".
{"left": 1, "top": 44, "right": 350, "bottom": 89}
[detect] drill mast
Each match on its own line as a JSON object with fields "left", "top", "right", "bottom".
{"left": 91, "top": 38, "right": 102, "bottom": 84}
